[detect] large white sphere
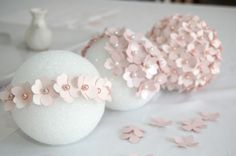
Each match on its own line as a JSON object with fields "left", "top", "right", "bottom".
{"left": 11, "top": 50, "right": 105, "bottom": 145}
{"left": 86, "top": 39, "right": 155, "bottom": 111}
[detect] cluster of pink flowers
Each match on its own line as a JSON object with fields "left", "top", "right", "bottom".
{"left": 0, "top": 74, "right": 112, "bottom": 111}
{"left": 147, "top": 14, "right": 223, "bottom": 92}
{"left": 103, "top": 27, "right": 168, "bottom": 99}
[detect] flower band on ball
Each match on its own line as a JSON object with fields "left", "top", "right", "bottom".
{"left": 81, "top": 27, "right": 168, "bottom": 99}
{"left": 0, "top": 74, "right": 112, "bottom": 111}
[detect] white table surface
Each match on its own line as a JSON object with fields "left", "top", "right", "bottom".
{"left": 0, "top": 0, "right": 236, "bottom": 156}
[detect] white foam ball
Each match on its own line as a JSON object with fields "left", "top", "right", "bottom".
{"left": 86, "top": 39, "right": 155, "bottom": 111}
{"left": 11, "top": 50, "right": 105, "bottom": 145}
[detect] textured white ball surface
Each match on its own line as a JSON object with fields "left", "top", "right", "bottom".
{"left": 86, "top": 39, "right": 155, "bottom": 111}
{"left": 11, "top": 50, "right": 105, "bottom": 145}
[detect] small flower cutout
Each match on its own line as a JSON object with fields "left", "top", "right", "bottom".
{"left": 11, "top": 83, "right": 33, "bottom": 109}
{"left": 53, "top": 74, "right": 78, "bottom": 103}
{"left": 181, "top": 118, "right": 206, "bottom": 133}
{"left": 77, "top": 75, "right": 97, "bottom": 99}
{"left": 31, "top": 79, "right": 57, "bottom": 106}
{"left": 199, "top": 112, "right": 220, "bottom": 121}
{"left": 121, "top": 125, "right": 145, "bottom": 144}
{"left": 95, "top": 78, "right": 112, "bottom": 102}
{"left": 149, "top": 117, "right": 172, "bottom": 128}
{"left": 0, "top": 86, "right": 15, "bottom": 111}
{"left": 171, "top": 135, "right": 198, "bottom": 148}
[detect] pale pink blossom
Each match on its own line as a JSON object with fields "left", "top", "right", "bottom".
{"left": 31, "top": 79, "right": 57, "bottom": 106}
{"left": 200, "top": 112, "right": 220, "bottom": 121}
{"left": 178, "top": 73, "right": 195, "bottom": 90}
{"left": 121, "top": 125, "right": 145, "bottom": 144}
{"left": 77, "top": 75, "right": 98, "bottom": 99}
{"left": 181, "top": 118, "right": 206, "bottom": 133}
{"left": 11, "top": 83, "right": 33, "bottom": 109}
{"left": 154, "top": 73, "right": 167, "bottom": 85}
{"left": 104, "top": 51, "right": 128, "bottom": 75}
{"left": 137, "top": 80, "right": 158, "bottom": 99}
{"left": 143, "top": 55, "right": 159, "bottom": 79}
{"left": 0, "top": 86, "right": 15, "bottom": 111}
{"left": 149, "top": 117, "right": 172, "bottom": 128}
{"left": 126, "top": 42, "right": 147, "bottom": 64}
{"left": 53, "top": 74, "right": 78, "bottom": 103}
{"left": 95, "top": 78, "right": 112, "bottom": 101}
{"left": 176, "top": 53, "right": 198, "bottom": 72}
{"left": 171, "top": 136, "right": 198, "bottom": 148}
{"left": 123, "top": 64, "right": 146, "bottom": 88}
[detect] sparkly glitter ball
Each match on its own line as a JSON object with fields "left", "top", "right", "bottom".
{"left": 147, "top": 14, "right": 223, "bottom": 92}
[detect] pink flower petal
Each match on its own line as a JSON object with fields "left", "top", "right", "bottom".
{"left": 57, "top": 74, "right": 68, "bottom": 85}
{"left": 31, "top": 79, "right": 43, "bottom": 94}
{"left": 33, "top": 94, "right": 41, "bottom": 105}
{"left": 41, "top": 95, "right": 54, "bottom": 106}
{"left": 129, "top": 135, "right": 140, "bottom": 144}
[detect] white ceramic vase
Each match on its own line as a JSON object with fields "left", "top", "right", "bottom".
{"left": 25, "top": 8, "right": 52, "bottom": 51}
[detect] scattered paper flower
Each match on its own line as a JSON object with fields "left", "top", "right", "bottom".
{"left": 200, "top": 112, "right": 220, "bottom": 121}
{"left": 121, "top": 125, "right": 145, "bottom": 144}
{"left": 181, "top": 118, "right": 206, "bottom": 133}
{"left": 0, "top": 85, "right": 15, "bottom": 111}
{"left": 149, "top": 117, "right": 172, "bottom": 128}
{"left": 171, "top": 135, "right": 198, "bottom": 148}
{"left": 11, "top": 83, "right": 33, "bottom": 109}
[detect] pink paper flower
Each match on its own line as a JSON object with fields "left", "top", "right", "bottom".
{"left": 171, "top": 136, "right": 198, "bottom": 148}
{"left": 104, "top": 51, "right": 128, "bottom": 75}
{"left": 181, "top": 118, "right": 206, "bottom": 133}
{"left": 137, "top": 80, "right": 158, "bottom": 99}
{"left": 126, "top": 42, "right": 147, "bottom": 64}
{"left": 121, "top": 125, "right": 145, "bottom": 144}
{"left": 154, "top": 73, "right": 167, "bottom": 85}
{"left": 178, "top": 73, "right": 195, "bottom": 90}
{"left": 143, "top": 55, "right": 159, "bottom": 79}
{"left": 175, "top": 53, "right": 198, "bottom": 72}
{"left": 123, "top": 64, "right": 146, "bottom": 88}
{"left": 31, "top": 79, "right": 57, "bottom": 106}
{"left": 53, "top": 74, "right": 78, "bottom": 103}
{"left": 200, "top": 112, "right": 220, "bottom": 121}
{"left": 77, "top": 75, "right": 98, "bottom": 99}
{"left": 11, "top": 83, "right": 33, "bottom": 109}
{"left": 0, "top": 86, "right": 15, "bottom": 111}
{"left": 149, "top": 117, "right": 172, "bottom": 128}
{"left": 95, "top": 78, "right": 112, "bottom": 101}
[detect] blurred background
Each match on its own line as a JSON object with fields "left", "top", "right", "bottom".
{"left": 130, "top": 0, "right": 236, "bottom": 6}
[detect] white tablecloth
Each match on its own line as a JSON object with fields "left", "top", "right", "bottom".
{"left": 0, "top": 0, "right": 236, "bottom": 156}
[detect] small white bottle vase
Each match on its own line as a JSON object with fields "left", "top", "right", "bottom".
{"left": 25, "top": 8, "right": 52, "bottom": 51}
